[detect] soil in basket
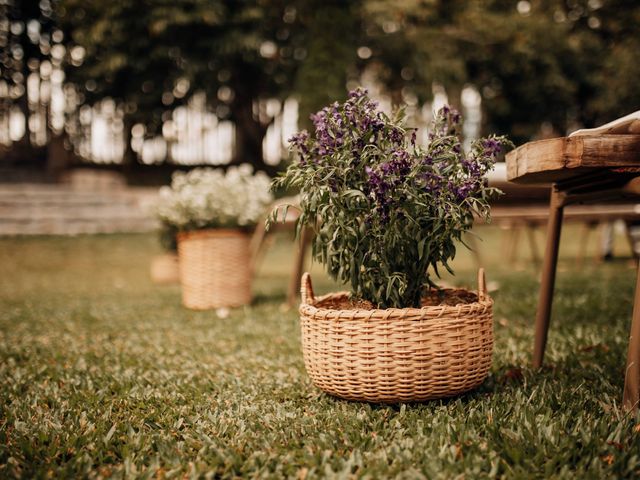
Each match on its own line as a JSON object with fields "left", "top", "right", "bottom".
{"left": 319, "top": 289, "right": 479, "bottom": 311}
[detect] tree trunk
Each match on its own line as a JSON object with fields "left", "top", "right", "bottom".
{"left": 46, "top": 134, "right": 74, "bottom": 180}
{"left": 446, "top": 85, "right": 463, "bottom": 113}
{"left": 121, "top": 117, "right": 137, "bottom": 180}
{"left": 230, "top": 92, "right": 276, "bottom": 174}
{"left": 15, "top": 86, "right": 31, "bottom": 151}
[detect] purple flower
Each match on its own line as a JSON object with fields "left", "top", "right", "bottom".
{"left": 289, "top": 130, "right": 309, "bottom": 148}
{"left": 461, "top": 157, "right": 482, "bottom": 177}
{"left": 309, "top": 104, "right": 348, "bottom": 155}
{"left": 348, "top": 87, "right": 368, "bottom": 99}
{"left": 289, "top": 130, "right": 310, "bottom": 162}
{"left": 366, "top": 165, "right": 394, "bottom": 222}
{"left": 482, "top": 138, "right": 502, "bottom": 157}
{"left": 453, "top": 179, "right": 481, "bottom": 202}
{"left": 433, "top": 105, "right": 462, "bottom": 135}
{"left": 390, "top": 128, "right": 404, "bottom": 145}
{"left": 421, "top": 171, "right": 444, "bottom": 195}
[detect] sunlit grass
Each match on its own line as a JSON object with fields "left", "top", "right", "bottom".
{"left": 1, "top": 226, "right": 639, "bottom": 478}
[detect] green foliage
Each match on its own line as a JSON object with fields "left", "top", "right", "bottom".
{"left": 158, "top": 222, "right": 178, "bottom": 252}
{"left": 1, "top": 233, "right": 640, "bottom": 478}
{"left": 272, "top": 90, "right": 510, "bottom": 308}
{"left": 362, "top": 0, "right": 640, "bottom": 142}
{"left": 57, "top": 0, "right": 310, "bottom": 167}
{"left": 59, "top": 0, "right": 182, "bottom": 130}
{"left": 0, "top": 1, "right": 59, "bottom": 98}
{"left": 293, "top": 0, "right": 359, "bottom": 127}
{"left": 6, "top": 0, "right": 640, "bottom": 165}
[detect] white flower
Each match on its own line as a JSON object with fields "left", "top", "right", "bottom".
{"left": 154, "top": 166, "right": 274, "bottom": 230}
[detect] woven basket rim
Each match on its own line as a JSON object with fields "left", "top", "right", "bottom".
{"left": 301, "top": 288, "right": 493, "bottom": 317}
{"left": 299, "top": 270, "right": 493, "bottom": 320}
{"left": 177, "top": 227, "right": 250, "bottom": 241}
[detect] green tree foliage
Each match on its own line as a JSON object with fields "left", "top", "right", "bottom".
{"left": 58, "top": 1, "right": 180, "bottom": 164}
{"left": 58, "top": 0, "right": 308, "bottom": 169}
{"left": 363, "top": 0, "right": 468, "bottom": 107}
{"left": 7, "top": 0, "right": 639, "bottom": 166}
{"left": 0, "top": 0, "right": 63, "bottom": 151}
{"left": 59, "top": 1, "right": 182, "bottom": 133}
{"left": 293, "top": 0, "right": 359, "bottom": 128}
{"left": 363, "top": 0, "right": 640, "bottom": 143}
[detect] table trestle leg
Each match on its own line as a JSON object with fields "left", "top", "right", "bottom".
{"left": 623, "top": 260, "right": 640, "bottom": 411}
{"left": 533, "top": 187, "right": 565, "bottom": 369}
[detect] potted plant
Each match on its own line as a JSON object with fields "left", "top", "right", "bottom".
{"left": 156, "top": 165, "right": 273, "bottom": 310}
{"left": 149, "top": 222, "right": 180, "bottom": 285}
{"left": 271, "top": 88, "right": 510, "bottom": 402}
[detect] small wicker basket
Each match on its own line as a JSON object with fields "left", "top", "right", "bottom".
{"left": 177, "top": 229, "right": 252, "bottom": 310}
{"left": 150, "top": 253, "right": 180, "bottom": 285}
{"left": 299, "top": 269, "right": 493, "bottom": 403}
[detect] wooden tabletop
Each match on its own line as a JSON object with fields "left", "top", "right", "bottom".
{"left": 505, "top": 134, "right": 640, "bottom": 184}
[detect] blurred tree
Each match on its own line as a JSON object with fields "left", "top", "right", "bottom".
{"left": 363, "top": 0, "right": 468, "bottom": 108}
{"left": 0, "top": 0, "right": 64, "bottom": 154}
{"left": 59, "top": 0, "right": 197, "bottom": 166}
{"left": 455, "top": 0, "right": 585, "bottom": 141}
{"left": 59, "top": 0, "right": 309, "bottom": 171}
{"left": 166, "top": 0, "right": 307, "bottom": 170}
{"left": 5, "top": 0, "right": 639, "bottom": 169}
{"left": 577, "top": 0, "right": 640, "bottom": 125}
{"left": 293, "top": 0, "right": 359, "bottom": 128}
{"left": 362, "top": 0, "right": 640, "bottom": 144}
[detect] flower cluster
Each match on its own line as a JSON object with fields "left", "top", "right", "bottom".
{"left": 156, "top": 165, "right": 273, "bottom": 231}
{"left": 289, "top": 88, "right": 400, "bottom": 164}
{"left": 273, "top": 88, "right": 511, "bottom": 308}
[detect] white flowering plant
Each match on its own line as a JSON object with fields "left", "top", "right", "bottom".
{"left": 155, "top": 165, "right": 273, "bottom": 231}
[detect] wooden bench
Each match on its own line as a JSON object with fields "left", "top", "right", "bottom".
{"left": 506, "top": 133, "right": 640, "bottom": 411}
{"left": 482, "top": 203, "right": 640, "bottom": 266}
{"left": 479, "top": 163, "right": 640, "bottom": 266}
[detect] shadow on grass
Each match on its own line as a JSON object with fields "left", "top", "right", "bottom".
{"left": 252, "top": 291, "right": 288, "bottom": 307}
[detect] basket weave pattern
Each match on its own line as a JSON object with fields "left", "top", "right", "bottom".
{"left": 178, "top": 229, "right": 251, "bottom": 310}
{"left": 299, "top": 270, "right": 493, "bottom": 403}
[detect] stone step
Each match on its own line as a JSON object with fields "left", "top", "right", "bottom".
{"left": 0, "top": 183, "right": 160, "bottom": 235}
{"left": 0, "top": 218, "right": 159, "bottom": 235}
{"left": 0, "top": 208, "right": 153, "bottom": 219}
{"left": 0, "top": 168, "right": 53, "bottom": 183}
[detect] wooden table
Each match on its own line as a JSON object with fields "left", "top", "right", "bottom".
{"left": 506, "top": 134, "right": 640, "bottom": 411}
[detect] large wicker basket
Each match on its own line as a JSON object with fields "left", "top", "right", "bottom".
{"left": 299, "top": 269, "right": 493, "bottom": 403}
{"left": 177, "top": 229, "right": 252, "bottom": 310}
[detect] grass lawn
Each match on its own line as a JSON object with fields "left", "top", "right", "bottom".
{"left": 1, "top": 226, "right": 640, "bottom": 478}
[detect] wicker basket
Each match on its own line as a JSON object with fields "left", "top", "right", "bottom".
{"left": 177, "top": 229, "right": 252, "bottom": 310}
{"left": 299, "top": 269, "right": 493, "bottom": 403}
{"left": 150, "top": 253, "right": 180, "bottom": 285}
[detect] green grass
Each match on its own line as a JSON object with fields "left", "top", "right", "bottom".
{"left": 1, "top": 227, "right": 640, "bottom": 479}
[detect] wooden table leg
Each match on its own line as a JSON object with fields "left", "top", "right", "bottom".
{"left": 623, "top": 260, "right": 640, "bottom": 411}
{"left": 287, "top": 227, "right": 312, "bottom": 307}
{"left": 249, "top": 219, "right": 268, "bottom": 276}
{"left": 533, "top": 187, "right": 565, "bottom": 369}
